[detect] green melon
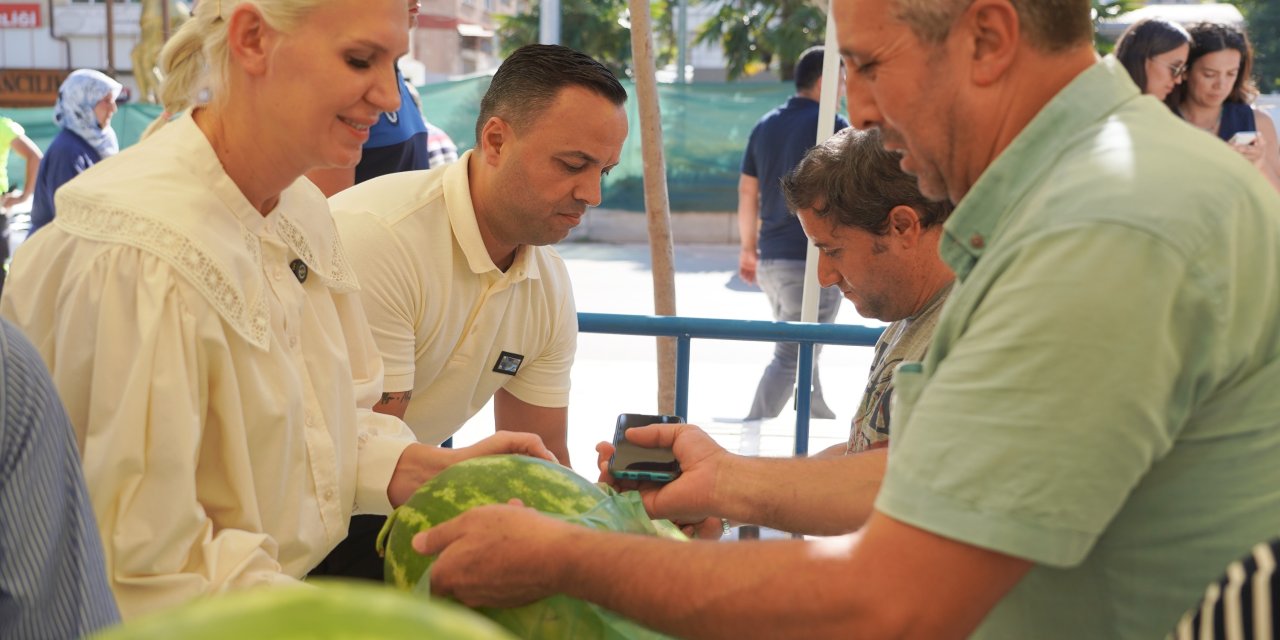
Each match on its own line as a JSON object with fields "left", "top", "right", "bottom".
{"left": 379, "top": 454, "right": 607, "bottom": 590}
{"left": 92, "top": 580, "right": 515, "bottom": 640}
{"left": 377, "top": 454, "right": 680, "bottom": 639}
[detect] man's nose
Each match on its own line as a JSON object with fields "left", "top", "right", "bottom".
{"left": 845, "top": 74, "right": 882, "bottom": 130}
{"left": 574, "top": 174, "right": 603, "bottom": 207}
{"left": 817, "top": 255, "right": 841, "bottom": 289}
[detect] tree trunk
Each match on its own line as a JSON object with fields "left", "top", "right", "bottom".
{"left": 627, "top": 0, "right": 679, "bottom": 414}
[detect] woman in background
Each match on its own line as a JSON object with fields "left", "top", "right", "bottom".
{"left": 29, "top": 69, "right": 122, "bottom": 235}
{"left": 1114, "top": 18, "right": 1191, "bottom": 101}
{"left": 1172, "top": 22, "right": 1280, "bottom": 192}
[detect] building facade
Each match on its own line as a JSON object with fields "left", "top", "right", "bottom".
{"left": 412, "top": 0, "right": 523, "bottom": 84}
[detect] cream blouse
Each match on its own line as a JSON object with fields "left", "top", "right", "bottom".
{"left": 1, "top": 113, "right": 415, "bottom": 620}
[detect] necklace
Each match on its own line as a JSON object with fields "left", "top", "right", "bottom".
{"left": 1194, "top": 108, "right": 1223, "bottom": 134}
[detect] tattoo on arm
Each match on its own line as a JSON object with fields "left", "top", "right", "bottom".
{"left": 378, "top": 391, "right": 412, "bottom": 406}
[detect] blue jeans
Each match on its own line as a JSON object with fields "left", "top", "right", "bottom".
{"left": 747, "top": 259, "right": 842, "bottom": 420}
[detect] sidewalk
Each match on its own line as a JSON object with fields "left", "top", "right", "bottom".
{"left": 450, "top": 241, "right": 883, "bottom": 482}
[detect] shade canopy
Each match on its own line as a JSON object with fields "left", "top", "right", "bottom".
{"left": 1098, "top": 3, "right": 1246, "bottom": 41}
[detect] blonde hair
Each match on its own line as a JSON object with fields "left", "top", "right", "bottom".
{"left": 142, "top": 0, "right": 325, "bottom": 137}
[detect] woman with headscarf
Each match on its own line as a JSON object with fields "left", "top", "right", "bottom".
{"left": 29, "top": 69, "right": 122, "bottom": 236}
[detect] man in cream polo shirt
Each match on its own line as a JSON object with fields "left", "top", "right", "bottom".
{"left": 318, "top": 44, "right": 628, "bottom": 579}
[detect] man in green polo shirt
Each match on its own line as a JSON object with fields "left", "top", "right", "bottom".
{"left": 410, "top": 1, "right": 1280, "bottom": 637}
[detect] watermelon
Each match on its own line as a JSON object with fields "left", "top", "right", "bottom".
{"left": 377, "top": 454, "right": 681, "bottom": 639}
{"left": 379, "top": 454, "right": 608, "bottom": 590}
{"left": 92, "top": 580, "right": 515, "bottom": 639}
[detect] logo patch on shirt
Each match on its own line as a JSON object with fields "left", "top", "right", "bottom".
{"left": 290, "top": 259, "right": 309, "bottom": 284}
{"left": 493, "top": 351, "right": 524, "bottom": 376}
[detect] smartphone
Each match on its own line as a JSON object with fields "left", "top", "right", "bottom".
{"left": 607, "top": 413, "right": 683, "bottom": 482}
{"left": 1229, "top": 131, "right": 1258, "bottom": 146}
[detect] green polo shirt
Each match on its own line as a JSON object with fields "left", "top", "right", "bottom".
{"left": 876, "top": 58, "right": 1280, "bottom": 639}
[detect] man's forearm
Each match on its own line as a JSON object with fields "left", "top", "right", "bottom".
{"left": 736, "top": 175, "right": 760, "bottom": 251}
{"left": 493, "top": 391, "right": 571, "bottom": 465}
{"left": 715, "top": 450, "right": 885, "bottom": 536}
{"left": 737, "top": 203, "right": 759, "bottom": 253}
{"left": 552, "top": 530, "right": 888, "bottom": 639}
{"left": 373, "top": 390, "right": 412, "bottom": 420}
{"left": 525, "top": 429, "right": 570, "bottom": 468}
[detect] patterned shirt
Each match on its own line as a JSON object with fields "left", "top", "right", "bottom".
{"left": 847, "top": 282, "right": 952, "bottom": 453}
{"left": 0, "top": 317, "right": 119, "bottom": 638}
{"left": 1169, "top": 538, "right": 1280, "bottom": 639}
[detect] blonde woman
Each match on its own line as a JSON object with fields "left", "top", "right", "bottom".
{"left": 1, "top": 0, "right": 552, "bottom": 620}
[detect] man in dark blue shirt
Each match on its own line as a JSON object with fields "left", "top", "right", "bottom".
{"left": 738, "top": 46, "right": 849, "bottom": 421}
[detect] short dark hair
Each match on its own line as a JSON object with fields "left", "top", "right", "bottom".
{"left": 476, "top": 44, "right": 628, "bottom": 141}
{"left": 794, "top": 46, "right": 826, "bottom": 92}
{"left": 782, "top": 128, "right": 953, "bottom": 235}
{"left": 895, "top": 0, "right": 1092, "bottom": 53}
{"left": 1115, "top": 18, "right": 1192, "bottom": 93}
{"left": 1176, "top": 22, "right": 1258, "bottom": 106}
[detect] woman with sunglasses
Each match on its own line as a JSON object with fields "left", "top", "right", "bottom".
{"left": 1172, "top": 22, "right": 1280, "bottom": 192}
{"left": 1115, "top": 18, "right": 1191, "bottom": 101}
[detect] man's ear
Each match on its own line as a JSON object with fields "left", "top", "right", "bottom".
{"left": 477, "top": 116, "right": 511, "bottom": 166}
{"left": 887, "top": 205, "right": 924, "bottom": 247}
{"left": 961, "top": 0, "right": 1019, "bottom": 87}
{"left": 225, "top": 4, "right": 273, "bottom": 77}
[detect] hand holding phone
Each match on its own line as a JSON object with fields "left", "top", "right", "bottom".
{"left": 607, "top": 413, "right": 683, "bottom": 483}
{"left": 1229, "top": 131, "right": 1258, "bottom": 146}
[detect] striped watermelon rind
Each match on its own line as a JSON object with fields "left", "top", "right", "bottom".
{"left": 378, "top": 455, "right": 684, "bottom": 639}
{"left": 92, "top": 580, "right": 516, "bottom": 639}
{"left": 378, "top": 455, "right": 608, "bottom": 589}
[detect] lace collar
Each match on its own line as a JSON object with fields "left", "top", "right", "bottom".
{"left": 53, "top": 112, "right": 359, "bottom": 351}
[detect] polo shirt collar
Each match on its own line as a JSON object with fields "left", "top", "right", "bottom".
{"left": 786, "top": 96, "right": 819, "bottom": 110}
{"left": 444, "top": 151, "right": 541, "bottom": 282}
{"left": 940, "top": 57, "right": 1139, "bottom": 281}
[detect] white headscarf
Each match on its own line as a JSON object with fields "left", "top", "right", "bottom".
{"left": 53, "top": 69, "right": 123, "bottom": 158}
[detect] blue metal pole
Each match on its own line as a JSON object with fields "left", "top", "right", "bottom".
{"left": 794, "top": 344, "right": 814, "bottom": 456}
{"left": 576, "top": 312, "right": 883, "bottom": 457}
{"left": 577, "top": 313, "right": 882, "bottom": 347}
{"left": 676, "top": 335, "right": 691, "bottom": 419}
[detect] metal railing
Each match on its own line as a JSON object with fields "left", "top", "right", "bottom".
{"left": 577, "top": 312, "right": 883, "bottom": 455}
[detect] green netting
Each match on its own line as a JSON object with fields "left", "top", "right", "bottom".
{"left": 4, "top": 80, "right": 831, "bottom": 212}
{"left": 415, "top": 78, "right": 819, "bottom": 212}
{"left": 3, "top": 102, "right": 162, "bottom": 193}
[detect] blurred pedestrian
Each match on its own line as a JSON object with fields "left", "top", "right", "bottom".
{"left": 738, "top": 45, "right": 848, "bottom": 422}
{"left": 29, "top": 70, "right": 123, "bottom": 236}
{"left": 0, "top": 115, "right": 42, "bottom": 294}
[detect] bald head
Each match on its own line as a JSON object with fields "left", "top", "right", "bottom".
{"left": 893, "top": 0, "right": 1093, "bottom": 52}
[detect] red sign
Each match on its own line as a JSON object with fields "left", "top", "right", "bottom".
{"left": 0, "top": 4, "right": 41, "bottom": 29}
